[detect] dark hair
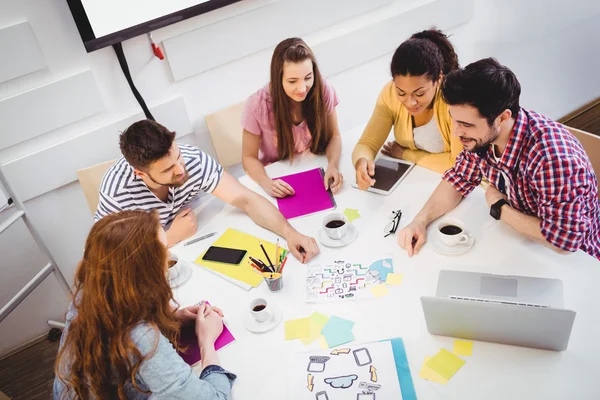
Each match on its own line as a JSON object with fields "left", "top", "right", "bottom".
{"left": 442, "top": 58, "right": 521, "bottom": 125}
{"left": 390, "top": 28, "right": 459, "bottom": 81}
{"left": 270, "top": 37, "right": 330, "bottom": 161}
{"left": 119, "top": 120, "right": 176, "bottom": 169}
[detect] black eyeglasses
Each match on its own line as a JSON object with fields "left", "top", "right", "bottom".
{"left": 384, "top": 209, "right": 402, "bottom": 237}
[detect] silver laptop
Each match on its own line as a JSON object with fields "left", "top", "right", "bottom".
{"left": 421, "top": 270, "right": 576, "bottom": 351}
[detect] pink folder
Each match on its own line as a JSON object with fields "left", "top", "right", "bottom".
{"left": 275, "top": 167, "right": 337, "bottom": 219}
{"left": 177, "top": 303, "right": 235, "bottom": 365}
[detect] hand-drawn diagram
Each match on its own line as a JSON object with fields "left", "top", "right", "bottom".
{"left": 307, "top": 356, "right": 331, "bottom": 373}
{"left": 353, "top": 348, "right": 372, "bottom": 366}
{"left": 292, "top": 341, "right": 402, "bottom": 399}
{"left": 305, "top": 259, "right": 393, "bottom": 302}
{"left": 324, "top": 374, "right": 358, "bottom": 389}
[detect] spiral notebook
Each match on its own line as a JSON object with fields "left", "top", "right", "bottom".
{"left": 274, "top": 167, "right": 337, "bottom": 219}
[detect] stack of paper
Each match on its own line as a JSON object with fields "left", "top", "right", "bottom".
{"left": 284, "top": 313, "right": 356, "bottom": 348}
{"left": 419, "top": 341, "right": 473, "bottom": 384}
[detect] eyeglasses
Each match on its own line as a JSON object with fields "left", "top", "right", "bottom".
{"left": 384, "top": 209, "right": 402, "bottom": 237}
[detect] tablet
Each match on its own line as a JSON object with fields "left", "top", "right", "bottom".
{"left": 352, "top": 157, "right": 415, "bottom": 195}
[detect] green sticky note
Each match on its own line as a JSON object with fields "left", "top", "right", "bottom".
{"left": 300, "top": 312, "right": 330, "bottom": 345}
{"left": 343, "top": 208, "right": 361, "bottom": 223}
{"left": 284, "top": 318, "right": 311, "bottom": 340}
{"left": 426, "top": 348, "right": 466, "bottom": 380}
{"left": 453, "top": 340, "right": 473, "bottom": 356}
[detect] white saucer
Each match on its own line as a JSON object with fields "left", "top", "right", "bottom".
{"left": 318, "top": 224, "right": 358, "bottom": 248}
{"left": 168, "top": 261, "right": 193, "bottom": 288}
{"left": 430, "top": 233, "right": 475, "bottom": 255}
{"left": 242, "top": 306, "right": 282, "bottom": 333}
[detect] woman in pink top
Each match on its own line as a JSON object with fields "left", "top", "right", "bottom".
{"left": 242, "top": 37, "right": 343, "bottom": 198}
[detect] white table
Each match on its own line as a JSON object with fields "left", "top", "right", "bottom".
{"left": 171, "top": 125, "right": 600, "bottom": 400}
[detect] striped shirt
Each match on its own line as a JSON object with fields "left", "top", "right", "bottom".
{"left": 443, "top": 108, "right": 600, "bottom": 260}
{"left": 95, "top": 144, "right": 223, "bottom": 226}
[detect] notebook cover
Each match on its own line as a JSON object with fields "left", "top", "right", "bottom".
{"left": 275, "top": 167, "right": 336, "bottom": 219}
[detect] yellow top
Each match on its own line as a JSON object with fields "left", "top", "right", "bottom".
{"left": 352, "top": 81, "right": 463, "bottom": 174}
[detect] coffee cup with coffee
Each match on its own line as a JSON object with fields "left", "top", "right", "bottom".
{"left": 437, "top": 218, "right": 470, "bottom": 247}
{"left": 167, "top": 252, "right": 181, "bottom": 281}
{"left": 323, "top": 213, "right": 348, "bottom": 240}
{"left": 249, "top": 298, "right": 272, "bottom": 323}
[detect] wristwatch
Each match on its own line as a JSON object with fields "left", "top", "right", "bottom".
{"left": 490, "top": 199, "right": 509, "bottom": 220}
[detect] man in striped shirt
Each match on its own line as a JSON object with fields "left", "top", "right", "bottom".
{"left": 397, "top": 58, "right": 600, "bottom": 260}
{"left": 95, "top": 120, "right": 319, "bottom": 262}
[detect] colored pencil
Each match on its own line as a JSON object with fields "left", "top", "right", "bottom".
{"left": 275, "top": 238, "right": 280, "bottom": 272}
{"left": 279, "top": 256, "right": 288, "bottom": 274}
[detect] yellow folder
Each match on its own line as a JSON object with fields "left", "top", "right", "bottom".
{"left": 194, "top": 228, "right": 278, "bottom": 287}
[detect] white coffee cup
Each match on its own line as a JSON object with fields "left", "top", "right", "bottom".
{"left": 167, "top": 252, "right": 181, "bottom": 281}
{"left": 323, "top": 213, "right": 348, "bottom": 240}
{"left": 437, "top": 218, "right": 469, "bottom": 247}
{"left": 249, "top": 298, "right": 272, "bottom": 323}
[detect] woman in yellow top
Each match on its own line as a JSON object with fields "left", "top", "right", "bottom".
{"left": 353, "top": 29, "right": 463, "bottom": 189}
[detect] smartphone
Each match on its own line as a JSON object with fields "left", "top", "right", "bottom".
{"left": 201, "top": 246, "right": 247, "bottom": 265}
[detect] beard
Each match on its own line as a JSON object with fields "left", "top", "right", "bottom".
{"left": 148, "top": 168, "right": 189, "bottom": 188}
{"left": 462, "top": 124, "right": 501, "bottom": 154}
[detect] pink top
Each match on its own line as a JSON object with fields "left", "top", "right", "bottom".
{"left": 241, "top": 79, "right": 339, "bottom": 164}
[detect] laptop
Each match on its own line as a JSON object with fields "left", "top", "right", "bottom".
{"left": 421, "top": 270, "right": 576, "bottom": 351}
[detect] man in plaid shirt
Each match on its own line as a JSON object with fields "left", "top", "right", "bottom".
{"left": 397, "top": 58, "right": 600, "bottom": 260}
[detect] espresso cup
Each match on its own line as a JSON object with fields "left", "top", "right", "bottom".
{"left": 167, "top": 252, "right": 181, "bottom": 281}
{"left": 323, "top": 213, "right": 348, "bottom": 240}
{"left": 437, "top": 218, "right": 469, "bottom": 247}
{"left": 249, "top": 298, "right": 272, "bottom": 323}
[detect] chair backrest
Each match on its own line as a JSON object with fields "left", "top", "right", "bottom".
{"left": 566, "top": 126, "right": 600, "bottom": 192}
{"left": 77, "top": 160, "right": 115, "bottom": 215}
{"left": 205, "top": 101, "right": 245, "bottom": 168}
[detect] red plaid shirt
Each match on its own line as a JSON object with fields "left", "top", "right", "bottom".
{"left": 443, "top": 108, "right": 600, "bottom": 260}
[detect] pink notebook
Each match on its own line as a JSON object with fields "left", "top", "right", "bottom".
{"left": 177, "top": 304, "right": 235, "bottom": 365}
{"left": 275, "top": 167, "right": 337, "bottom": 219}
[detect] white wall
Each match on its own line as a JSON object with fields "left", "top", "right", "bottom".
{"left": 1, "top": 0, "right": 599, "bottom": 356}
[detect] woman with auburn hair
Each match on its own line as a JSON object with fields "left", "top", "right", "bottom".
{"left": 53, "top": 210, "right": 235, "bottom": 399}
{"left": 242, "top": 37, "right": 343, "bottom": 198}
{"left": 353, "top": 28, "right": 463, "bottom": 189}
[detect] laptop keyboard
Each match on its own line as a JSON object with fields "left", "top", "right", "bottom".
{"left": 449, "top": 295, "right": 549, "bottom": 309}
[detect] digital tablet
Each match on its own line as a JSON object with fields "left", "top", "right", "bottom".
{"left": 352, "top": 157, "right": 415, "bottom": 195}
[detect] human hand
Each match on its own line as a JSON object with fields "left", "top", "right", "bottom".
{"left": 355, "top": 158, "right": 376, "bottom": 190}
{"left": 396, "top": 219, "right": 428, "bottom": 257}
{"left": 381, "top": 141, "right": 406, "bottom": 159}
{"left": 324, "top": 165, "right": 343, "bottom": 194}
{"left": 262, "top": 179, "right": 295, "bottom": 198}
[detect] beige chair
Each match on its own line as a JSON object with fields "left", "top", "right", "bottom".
{"left": 77, "top": 160, "right": 116, "bottom": 215}
{"left": 567, "top": 126, "right": 600, "bottom": 194}
{"left": 205, "top": 101, "right": 245, "bottom": 168}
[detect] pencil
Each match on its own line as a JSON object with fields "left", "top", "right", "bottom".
{"left": 275, "top": 238, "right": 280, "bottom": 272}
{"left": 249, "top": 262, "right": 263, "bottom": 273}
{"left": 259, "top": 241, "right": 274, "bottom": 269}
{"left": 279, "top": 256, "right": 288, "bottom": 274}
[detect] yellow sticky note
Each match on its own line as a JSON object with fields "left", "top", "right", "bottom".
{"left": 385, "top": 273, "right": 403, "bottom": 285}
{"left": 370, "top": 284, "right": 389, "bottom": 298}
{"left": 343, "top": 208, "right": 361, "bottom": 223}
{"left": 453, "top": 340, "right": 473, "bottom": 356}
{"left": 318, "top": 335, "right": 328, "bottom": 349}
{"left": 195, "top": 228, "right": 276, "bottom": 287}
{"left": 284, "top": 318, "right": 311, "bottom": 340}
{"left": 419, "top": 356, "right": 448, "bottom": 384}
{"left": 300, "top": 312, "right": 330, "bottom": 345}
{"left": 426, "top": 348, "right": 466, "bottom": 380}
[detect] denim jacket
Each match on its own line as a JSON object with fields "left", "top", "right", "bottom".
{"left": 53, "top": 302, "right": 236, "bottom": 399}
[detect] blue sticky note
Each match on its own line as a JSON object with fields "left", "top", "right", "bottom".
{"left": 321, "top": 316, "right": 355, "bottom": 336}
{"left": 369, "top": 258, "right": 393, "bottom": 281}
{"left": 323, "top": 328, "right": 355, "bottom": 348}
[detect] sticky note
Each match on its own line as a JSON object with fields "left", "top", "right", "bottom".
{"left": 385, "top": 273, "right": 403, "bottom": 285}
{"left": 284, "top": 318, "right": 311, "bottom": 340}
{"left": 426, "top": 348, "right": 466, "bottom": 380}
{"left": 321, "top": 316, "right": 355, "bottom": 335}
{"left": 300, "top": 312, "right": 330, "bottom": 345}
{"left": 318, "top": 335, "right": 328, "bottom": 349}
{"left": 344, "top": 208, "right": 361, "bottom": 223}
{"left": 419, "top": 356, "right": 448, "bottom": 384}
{"left": 324, "top": 328, "right": 355, "bottom": 348}
{"left": 453, "top": 340, "right": 473, "bottom": 356}
{"left": 370, "top": 284, "right": 389, "bottom": 298}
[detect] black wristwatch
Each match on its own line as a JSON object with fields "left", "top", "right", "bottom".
{"left": 490, "top": 199, "right": 509, "bottom": 220}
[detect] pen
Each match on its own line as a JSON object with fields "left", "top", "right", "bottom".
{"left": 259, "top": 241, "right": 274, "bottom": 269}
{"left": 183, "top": 232, "right": 218, "bottom": 246}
